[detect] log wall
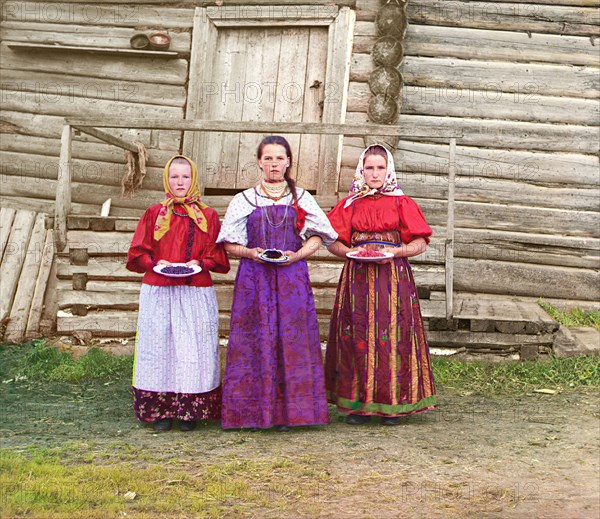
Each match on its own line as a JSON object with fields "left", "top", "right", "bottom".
{"left": 345, "top": 0, "right": 600, "bottom": 303}
{"left": 0, "top": 0, "right": 598, "bottom": 316}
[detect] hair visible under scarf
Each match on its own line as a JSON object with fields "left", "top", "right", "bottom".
{"left": 344, "top": 143, "right": 404, "bottom": 208}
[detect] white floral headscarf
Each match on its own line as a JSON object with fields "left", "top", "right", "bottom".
{"left": 344, "top": 144, "right": 404, "bottom": 208}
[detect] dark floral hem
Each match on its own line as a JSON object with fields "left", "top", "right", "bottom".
{"left": 132, "top": 385, "right": 222, "bottom": 422}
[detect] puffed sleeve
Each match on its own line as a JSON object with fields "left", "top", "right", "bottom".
{"left": 126, "top": 206, "right": 158, "bottom": 273}
{"left": 326, "top": 197, "right": 353, "bottom": 248}
{"left": 200, "top": 209, "right": 230, "bottom": 274}
{"left": 297, "top": 190, "right": 338, "bottom": 246}
{"left": 398, "top": 196, "right": 432, "bottom": 244}
{"left": 216, "top": 192, "right": 253, "bottom": 246}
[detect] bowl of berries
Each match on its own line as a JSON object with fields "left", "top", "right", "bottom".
{"left": 346, "top": 249, "right": 394, "bottom": 262}
{"left": 259, "top": 249, "right": 289, "bottom": 263}
{"left": 153, "top": 263, "right": 202, "bottom": 277}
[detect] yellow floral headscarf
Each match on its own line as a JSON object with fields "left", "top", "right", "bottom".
{"left": 154, "top": 155, "right": 208, "bottom": 241}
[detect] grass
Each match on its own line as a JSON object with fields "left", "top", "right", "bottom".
{"left": 0, "top": 447, "right": 330, "bottom": 519}
{"left": 432, "top": 354, "right": 600, "bottom": 393}
{"left": 5, "top": 339, "right": 133, "bottom": 384}
{"left": 538, "top": 299, "right": 600, "bottom": 331}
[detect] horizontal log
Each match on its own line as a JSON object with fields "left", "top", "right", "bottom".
{"left": 1, "top": 69, "right": 187, "bottom": 108}
{"left": 2, "top": 89, "right": 183, "bottom": 122}
{"left": 0, "top": 21, "right": 191, "bottom": 53}
{"left": 407, "top": 1, "right": 600, "bottom": 37}
{"left": 348, "top": 82, "right": 600, "bottom": 126}
{"left": 391, "top": 140, "right": 599, "bottom": 187}
{"left": 405, "top": 25, "right": 599, "bottom": 67}
{"left": 1, "top": 136, "right": 173, "bottom": 170}
{"left": 1, "top": 42, "right": 189, "bottom": 85}
{"left": 345, "top": 112, "right": 599, "bottom": 154}
{"left": 417, "top": 198, "right": 600, "bottom": 238}
{"left": 454, "top": 258, "right": 600, "bottom": 301}
{"left": 351, "top": 55, "right": 600, "bottom": 100}
{"left": 353, "top": 24, "right": 599, "bottom": 66}
{"left": 55, "top": 255, "right": 447, "bottom": 290}
{"left": 0, "top": 195, "right": 143, "bottom": 218}
{"left": 0, "top": 111, "right": 181, "bottom": 151}
{"left": 64, "top": 117, "right": 464, "bottom": 138}
{"left": 427, "top": 330, "right": 554, "bottom": 350}
{"left": 3, "top": 3, "right": 196, "bottom": 28}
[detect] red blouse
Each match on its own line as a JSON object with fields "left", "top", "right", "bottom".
{"left": 327, "top": 195, "right": 432, "bottom": 247}
{"left": 126, "top": 203, "right": 230, "bottom": 286}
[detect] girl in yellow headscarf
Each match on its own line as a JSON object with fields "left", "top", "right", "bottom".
{"left": 127, "top": 155, "right": 230, "bottom": 432}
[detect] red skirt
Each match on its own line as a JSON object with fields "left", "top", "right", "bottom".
{"left": 325, "top": 234, "right": 436, "bottom": 416}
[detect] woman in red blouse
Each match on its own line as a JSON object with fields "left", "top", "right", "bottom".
{"left": 325, "top": 144, "right": 436, "bottom": 425}
{"left": 126, "top": 156, "right": 229, "bottom": 432}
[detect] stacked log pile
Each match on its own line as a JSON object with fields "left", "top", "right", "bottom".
{"left": 0, "top": 208, "right": 55, "bottom": 342}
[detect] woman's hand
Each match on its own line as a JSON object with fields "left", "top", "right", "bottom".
{"left": 378, "top": 246, "right": 397, "bottom": 264}
{"left": 156, "top": 259, "right": 172, "bottom": 266}
{"left": 281, "top": 250, "right": 301, "bottom": 265}
{"left": 250, "top": 247, "right": 265, "bottom": 262}
{"left": 186, "top": 260, "right": 200, "bottom": 266}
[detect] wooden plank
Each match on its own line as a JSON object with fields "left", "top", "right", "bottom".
{"left": 217, "top": 29, "right": 246, "bottom": 189}
{"left": 454, "top": 258, "right": 600, "bottom": 301}
{"left": 296, "top": 27, "right": 328, "bottom": 190}
{"left": 348, "top": 82, "right": 600, "bottom": 126}
{"left": 1, "top": 42, "right": 189, "bottom": 85}
{"left": 427, "top": 331, "right": 554, "bottom": 350}
{"left": 445, "top": 138, "right": 456, "bottom": 319}
{"left": 54, "top": 125, "right": 72, "bottom": 252}
{"left": 64, "top": 117, "right": 463, "bottom": 138}
{"left": 3, "top": 3, "right": 195, "bottom": 28}
{"left": 403, "top": 25, "right": 599, "bottom": 67}
{"left": 207, "top": 5, "right": 338, "bottom": 24}
{"left": 0, "top": 210, "right": 37, "bottom": 323}
{"left": 235, "top": 28, "right": 281, "bottom": 189}
{"left": 416, "top": 198, "right": 600, "bottom": 237}
{"left": 25, "top": 229, "right": 54, "bottom": 338}
{"left": 390, "top": 140, "right": 599, "bottom": 187}
{"left": 71, "top": 126, "right": 138, "bottom": 153}
{"left": 2, "top": 89, "right": 183, "bottom": 122}
{"left": 271, "top": 27, "right": 310, "bottom": 188}
{"left": 350, "top": 55, "right": 600, "bottom": 99}
{"left": 344, "top": 112, "right": 597, "bottom": 154}
{"left": 407, "top": 1, "right": 600, "bottom": 37}
{"left": 1, "top": 137, "right": 175, "bottom": 175}
{"left": 4, "top": 214, "right": 47, "bottom": 342}
{"left": 6, "top": 41, "right": 179, "bottom": 58}
{"left": 0, "top": 207, "right": 17, "bottom": 263}
{"left": 0, "top": 111, "right": 181, "bottom": 151}
{"left": 0, "top": 21, "right": 191, "bottom": 53}
{"left": 319, "top": 6, "right": 355, "bottom": 196}
{"left": 0, "top": 70, "right": 186, "bottom": 108}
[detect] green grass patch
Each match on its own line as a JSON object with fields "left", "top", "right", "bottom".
{"left": 538, "top": 299, "right": 600, "bottom": 331}
{"left": 5, "top": 339, "right": 132, "bottom": 384}
{"left": 433, "top": 354, "right": 600, "bottom": 393}
{"left": 0, "top": 447, "right": 329, "bottom": 519}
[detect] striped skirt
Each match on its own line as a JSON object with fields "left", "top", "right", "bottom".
{"left": 325, "top": 234, "right": 436, "bottom": 417}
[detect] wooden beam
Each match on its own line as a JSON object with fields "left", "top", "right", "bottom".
{"left": 445, "top": 137, "right": 456, "bottom": 319}
{"left": 65, "top": 118, "right": 463, "bottom": 138}
{"left": 71, "top": 125, "right": 139, "bottom": 153}
{"left": 54, "top": 125, "right": 72, "bottom": 253}
{"left": 6, "top": 41, "right": 179, "bottom": 58}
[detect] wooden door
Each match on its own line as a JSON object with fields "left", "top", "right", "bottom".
{"left": 184, "top": 6, "right": 355, "bottom": 196}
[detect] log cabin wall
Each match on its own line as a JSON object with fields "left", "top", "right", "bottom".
{"left": 344, "top": 0, "right": 600, "bottom": 303}
{"left": 1, "top": 1, "right": 194, "bottom": 216}
{"left": 0, "top": 0, "right": 599, "bottom": 312}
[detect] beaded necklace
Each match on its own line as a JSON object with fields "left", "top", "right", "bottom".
{"left": 255, "top": 188, "right": 289, "bottom": 251}
{"left": 261, "top": 181, "right": 287, "bottom": 202}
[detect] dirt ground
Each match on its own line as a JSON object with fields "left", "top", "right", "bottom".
{"left": 1, "top": 366, "right": 598, "bottom": 519}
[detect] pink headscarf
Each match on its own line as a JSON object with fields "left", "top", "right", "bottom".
{"left": 344, "top": 144, "right": 404, "bottom": 208}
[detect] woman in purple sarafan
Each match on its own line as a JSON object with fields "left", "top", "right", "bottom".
{"left": 217, "top": 136, "right": 338, "bottom": 431}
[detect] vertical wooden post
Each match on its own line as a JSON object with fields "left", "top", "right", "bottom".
{"left": 445, "top": 138, "right": 456, "bottom": 320}
{"left": 54, "top": 124, "right": 72, "bottom": 252}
